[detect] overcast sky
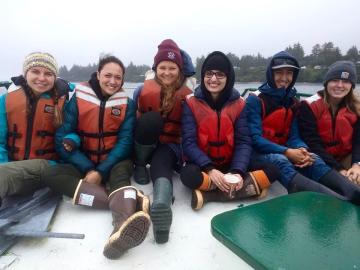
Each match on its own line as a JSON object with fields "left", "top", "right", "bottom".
{"left": 1, "top": 0, "right": 359, "bottom": 80}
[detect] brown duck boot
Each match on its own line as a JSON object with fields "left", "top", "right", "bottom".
{"left": 103, "top": 186, "right": 150, "bottom": 259}
{"left": 136, "top": 190, "right": 150, "bottom": 214}
{"left": 73, "top": 179, "right": 108, "bottom": 209}
{"left": 191, "top": 170, "right": 271, "bottom": 210}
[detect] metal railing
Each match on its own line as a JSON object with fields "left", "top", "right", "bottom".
{"left": 241, "top": 88, "right": 312, "bottom": 99}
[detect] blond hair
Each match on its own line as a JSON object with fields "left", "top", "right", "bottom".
{"left": 155, "top": 73, "right": 185, "bottom": 117}
{"left": 323, "top": 86, "right": 360, "bottom": 116}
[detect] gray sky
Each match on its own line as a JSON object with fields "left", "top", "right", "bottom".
{"left": 1, "top": 0, "right": 359, "bottom": 80}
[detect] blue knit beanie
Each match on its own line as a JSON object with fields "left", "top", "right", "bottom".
{"left": 323, "top": 61, "right": 357, "bottom": 88}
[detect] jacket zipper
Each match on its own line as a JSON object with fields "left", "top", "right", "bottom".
{"left": 216, "top": 110, "right": 221, "bottom": 159}
{"left": 24, "top": 99, "right": 38, "bottom": 159}
{"left": 98, "top": 100, "right": 105, "bottom": 164}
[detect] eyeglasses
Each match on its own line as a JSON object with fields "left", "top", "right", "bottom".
{"left": 204, "top": 70, "right": 226, "bottom": 79}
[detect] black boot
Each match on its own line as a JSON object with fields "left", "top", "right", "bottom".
{"left": 150, "top": 177, "right": 173, "bottom": 244}
{"left": 319, "top": 170, "right": 360, "bottom": 205}
{"left": 288, "top": 173, "right": 348, "bottom": 201}
{"left": 133, "top": 141, "right": 156, "bottom": 185}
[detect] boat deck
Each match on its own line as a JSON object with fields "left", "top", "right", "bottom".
{"left": 0, "top": 177, "right": 288, "bottom": 270}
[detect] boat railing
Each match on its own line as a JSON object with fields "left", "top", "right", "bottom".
{"left": 0, "top": 81, "right": 11, "bottom": 89}
{"left": 241, "top": 88, "right": 312, "bottom": 100}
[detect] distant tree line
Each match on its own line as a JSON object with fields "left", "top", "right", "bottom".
{"left": 59, "top": 42, "right": 360, "bottom": 83}
{"left": 59, "top": 62, "right": 151, "bottom": 83}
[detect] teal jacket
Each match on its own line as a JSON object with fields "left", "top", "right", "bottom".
{"left": 0, "top": 76, "right": 71, "bottom": 164}
{"left": 55, "top": 76, "right": 135, "bottom": 181}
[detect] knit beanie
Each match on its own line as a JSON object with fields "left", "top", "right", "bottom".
{"left": 202, "top": 53, "right": 231, "bottom": 75}
{"left": 153, "top": 39, "right": 183, "bottom": 69}
{"left": 323, "top": 60, "right": 357, "bottom": 88}
{"left": 23, "top": 52, "right": 58, "bottom": 77}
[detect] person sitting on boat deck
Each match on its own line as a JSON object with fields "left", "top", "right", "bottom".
{"left": 245, "top": 51, "right": 359, "bottom": 204}
{"left": 132, "top": 39, "right": 194, "bottom": 244}
{"left": 0, "top": 52, "right": 70, "bottom": 207}
{"left": 298, "top": 60, "right": 360, "bottom": 200}
{"left": 180, "top": 51, "right": 279, "bottom": 210}
{"left": 41, "top": 55, "right": 150, "bottom": 259}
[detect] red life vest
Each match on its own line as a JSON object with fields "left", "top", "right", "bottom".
{"left": 305, "top": 94, "right": 357, "bottom": 159}
{"left": 6, "top": 86, "right": 66, "bottom": 161}
{"left": 137, "top": 79, "right": 192, "bottom": 144}
{"left": 186, "top": 94, "right": 245, "bottom": 166}
{"left": 253, "top": 92, "right": 295, "bottom": 145}
{"left": 75, "top": 83, "right": 128, "bottom": 164}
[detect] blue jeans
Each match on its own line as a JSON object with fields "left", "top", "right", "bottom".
{"left": 252, "top": 153, "right": 331, "bottom": 188}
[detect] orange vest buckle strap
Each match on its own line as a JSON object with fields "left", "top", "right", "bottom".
{"left": 256, "top": 94, "right": 294, "bottom": 146}
{"left": 137, "top": 79, "right": 192, "bottom": 144}
{"left": 305, "top": 94, "right": 357, "bottom": 159}
{"left": 186, "top": 95, "right": 245, "bottom": 166}
{"left": 75, "top": 83, "right": 128, "bottom": 164}
{"left": 6, "top": 86, "right": 65, "bottom": 161}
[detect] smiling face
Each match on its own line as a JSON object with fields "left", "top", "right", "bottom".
{"left": 97, "top": 62, "right": 123, "bottom": 97}
{"left": 326, "top": 79, "right": 352, "bottom": 103}
{"left": 203, "top": 70, "right": 227, "bottom": 99}
{"left": 25, "top": 66, "right": 56, "bottom": 96}
{"left": 155, "top": 61, "right": 180, "bottom": 86}
{"left": 273, "top": 68, "right": 294, "bottom": 89}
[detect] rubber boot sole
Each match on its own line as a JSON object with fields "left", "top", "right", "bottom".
{"left": 191, "top": 190, "right": 204, "bottom": 211}
{"left": 150, "top": 202, "right": 172, "bottom": 244}
{"left": 103, "top": 211, "right": 150, "bottom": 259}
{"left": 134, "top": 165, "right": 150, "bottom": 185}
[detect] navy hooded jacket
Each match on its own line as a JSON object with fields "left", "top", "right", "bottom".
{"left": 182, "top": 51, "right": 252, "bottom": 175}
{"left": 245, "top": 51, "right": 307, "bottom": 154}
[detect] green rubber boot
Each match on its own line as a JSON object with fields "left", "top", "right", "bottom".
{"left": 134, "top": 141, "right": 156, "bottom": 185}
{"left": 150, "top": 177, "right": 173, "bottom": 244}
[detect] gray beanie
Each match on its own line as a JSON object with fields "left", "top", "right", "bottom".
{"left": 323, "top": 60, "right": 357, "bottom": 88}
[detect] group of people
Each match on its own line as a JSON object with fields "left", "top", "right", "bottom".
{"left": 0, "top": 39, "right": 359, "bottom": 259}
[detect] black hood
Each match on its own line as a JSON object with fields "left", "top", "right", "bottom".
{"left": 200, "top": 51, "right": 235, "bottom": 110}
{"left": 88, "top": 72, "right": 108, "bottom": 101}
{"left": 266, "top": 51, "right": 300, "bottom": 90}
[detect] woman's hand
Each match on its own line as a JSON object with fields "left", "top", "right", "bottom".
{"left": 63, "top": 142, "right": 73, "bottom": 152}
{"left": 83, "top": 170, "right": 102, "bottom": 185}
{"left": 346, "top": 164, "right": 360, "bottom": 185}
{"left": 285, "top": 148, "right": 314, "bottom": 168}
{"left": 208, "top": 169, "right": 229, "bottom": 193}
{"left": 226, "top": 173, "right": 244, "bottom": 191}
{"left": 339, "top": 169, "right": 348, "bottom": 177}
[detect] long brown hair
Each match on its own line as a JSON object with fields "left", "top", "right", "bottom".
{"left": 323, "top": 86, "right": 360, "bottom": 116}
{"left": 155, "top": 73, "right": 185, "bottom": 117}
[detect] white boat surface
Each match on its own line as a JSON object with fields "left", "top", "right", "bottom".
{"left": 0, "top": 176, "right": 287, "bottom": 270}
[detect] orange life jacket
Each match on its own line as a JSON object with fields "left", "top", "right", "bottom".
{"left": 254, "top": 93, "right": 295, "bottom": 145}
{"left": 6, "top": 86, "right": 65, "bottom": 161}
{"left": 186, "top": 94, "right": 245, "bottom": 166}
{"left": 75, "top": 83, "right": 128, "bottom": 164}
{"left": 137, "top": 79, "right": 192, "bottom": 144}
{"left": 305, "top": 94, "right": 357, "bottom": 159}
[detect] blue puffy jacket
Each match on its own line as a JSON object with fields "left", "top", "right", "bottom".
{"left": 182, "top": 86, "right": 252, "bottom": 175}
{"left": 245, "top": 51, "right": 307, "bottom": 154}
